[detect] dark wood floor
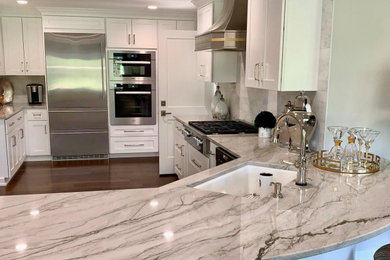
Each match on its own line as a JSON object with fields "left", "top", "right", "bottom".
{"left": 0, "top": 157, "right": 178, "bottom": 196}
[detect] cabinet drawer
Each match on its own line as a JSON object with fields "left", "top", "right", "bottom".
{"left": 110, "top": 125, "right": 158, "bottom": 137}
{"left": 6, "top": 111, "right": 23, "bottom": 134}
{"left": 188, "top": 145, "right": 209, "bottom": 175}
{"left": 26, "top": 109, "right": 48, "bottom": 121}
{"left": 110, "top": 136, "right": 158, "bottom": 154}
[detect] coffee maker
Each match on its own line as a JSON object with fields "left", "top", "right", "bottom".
{"left": 26, "top": 84, "right": 43, "bottom": 104}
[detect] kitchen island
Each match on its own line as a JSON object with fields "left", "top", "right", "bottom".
{"left": 0, "top": 123, "right": 389, "bottom": 259}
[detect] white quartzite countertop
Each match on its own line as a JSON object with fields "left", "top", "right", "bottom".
{"left": 0, "top": 103, "right": 47, "bottom": 119}
{"left": 0, "top": 115, "right": 389, "bottom": 259}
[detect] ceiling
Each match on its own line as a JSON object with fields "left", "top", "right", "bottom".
{"left": 0, "top": 0, "right": 197, "bottom": 17}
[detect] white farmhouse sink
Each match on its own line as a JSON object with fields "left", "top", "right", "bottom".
{"left": 190, "top": 163, "right": 297, "bottom": 197}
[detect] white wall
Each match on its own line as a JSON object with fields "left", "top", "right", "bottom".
{"left": 325, "top": 0, "right": 390, "bottom": 159}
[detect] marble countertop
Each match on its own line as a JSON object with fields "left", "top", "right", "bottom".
{"left": 0, "top": 103, "right": 47, "bottom": 119}
{"left": 0, "top": 116, "right": 389, "bottom": 259}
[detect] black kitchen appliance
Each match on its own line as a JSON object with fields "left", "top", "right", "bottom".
{"left": 26, "top": 84, "right": 43, "bottom": 104}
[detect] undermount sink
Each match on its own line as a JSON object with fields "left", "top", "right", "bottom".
{"left": 190, "top": 162, "right": 297, "bottom": 198}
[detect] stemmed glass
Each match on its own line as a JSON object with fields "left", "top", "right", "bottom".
{"left": 327, "top": 126, "right": 349, "bottom": 161}
{"left": 357, "top": 128, "right": 380, "bottom": 168}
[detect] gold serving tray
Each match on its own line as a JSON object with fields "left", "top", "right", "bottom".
{"left": 313, "top": 150, "right": 380, "bottom": 174}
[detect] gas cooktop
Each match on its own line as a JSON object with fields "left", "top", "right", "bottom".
{"left": 188, "top": 121, "right": 258, "bottom": 135}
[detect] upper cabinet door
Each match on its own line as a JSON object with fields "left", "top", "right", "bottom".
{"left": 132, "top": 19, "right": 158, "bottom": 48}
{"left": 262, "top": 0, "right": 283, "bottom": 90}
{"left": 281, "top": 0, "right": 322, "bottom": 91}
{"left": 177, "top": 20, "right": 196, "bottom": 31}
{"left": 2, "top": 17, "right": 25, "bottom": 75}
{"left": 158, "top": 20, "right": 177, "bottom": 31}
{"left": 0, "top": 22, "right": 5, "bottom": 75}
{"left": 245, "top": 0, "right": 267, "bottom": 88}
{"left": 106, "top": 18, "right": 132, "bottom": 48}
{"left": 22, "top": 18, "right": 45, "bottom": 75}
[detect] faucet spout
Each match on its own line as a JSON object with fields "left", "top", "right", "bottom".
{"left": 272, "top": 111, "right": 317, "bottom": 186}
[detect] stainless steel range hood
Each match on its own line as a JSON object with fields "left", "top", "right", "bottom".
{"left": 195, "top": 0, "right": 247, "bottom": 51}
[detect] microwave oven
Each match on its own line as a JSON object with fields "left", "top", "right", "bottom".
{"left": 108, "top": 50, "right": 156, "bottom": 82}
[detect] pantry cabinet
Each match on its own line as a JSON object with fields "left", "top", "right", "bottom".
{"left": 1, "top": 17, "right": 45, "bottom": 75}
{"left": 196, "top": 2, "right": 238, "bottom": 83}
{"left": 106, "top": 18, "right": 158, "bottom": 49}
{"left": 245, "top": 0, "right": 322, "bottom": 91}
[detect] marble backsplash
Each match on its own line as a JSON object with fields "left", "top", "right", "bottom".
{"left": 1, "top": 75, "right": 46, "bottom": 104}
{"left": 205, "top": 0, "right": 334, "bottom": 151}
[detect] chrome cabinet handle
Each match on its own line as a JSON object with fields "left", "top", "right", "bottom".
{"left": 254, "top": 63, "right": 260, "bottom": 81}
{"left": 20, "top": 61, "right": 24, "bottom": 72}
{"left": 44, "top": 125, "right": 47, "bottom": 135}
{"left": 180, "top": 145, "right": 184, "bottom": 157}
{"left": 9, "top": 122, "right": 15, "bottom": 127}
{"left": 19, "top": 129, "right": 24, "bottom": 139}
{"left": 124, "top": 130, "right": 145, "bottom": 133}
{"left": 133, "top": 34, "right": 135, "bottom": 45}
{"left": 191, "top": 159, "right": 201, "bottom": 169}
{"left": 18, "top": 116, "right": 22, "bottom": 120}
{"left": 124, "top": 144, "right": 145, "bottom": 147}
{"left": 260, "top": 62, "right": 265, "bottom": 82}
{"left": 25, "top": 61, "right": 29, "bottom": 72}
{"left": 128, "top": 34, "right": 131, "bottom": 45}
{"left": 12, "top": 136, "right": 17, "bottom": 147}
{"left": 32, "top": 113, "right": 41, "bottom": 117}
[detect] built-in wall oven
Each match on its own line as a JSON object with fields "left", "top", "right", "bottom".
{"left": 108, "top": 51, "right": 155, "bottom": 81}
{"left": 109, "top": 82, "right": 156, "bottom": 125}
{"left": 108, "top": 50, "right": 156, "bottom": 125}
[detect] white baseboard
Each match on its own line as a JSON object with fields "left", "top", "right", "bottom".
{"left": 25, "top": 156, "right": 53, "bottom": 162}
{"left": 109, "top": 153, "right": 159, "bottom": 158}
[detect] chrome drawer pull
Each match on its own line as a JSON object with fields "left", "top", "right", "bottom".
{"left": 191, "top": 159, "right": 201, "bottom": 169}
{"left": 124, "top": 130, "right": 145, "bottom": 133}
{"left": 124, "top": 144, "right": 145, "bottom": 147}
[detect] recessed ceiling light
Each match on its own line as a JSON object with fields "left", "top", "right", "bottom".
{"left": 147, "top": 5, "right": 158, "bottom": 10}
{"left": 16, "top": 0, "right": 28, "bottom": 4}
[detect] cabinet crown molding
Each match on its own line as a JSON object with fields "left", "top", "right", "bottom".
{"left": 37, "top": 7, "right": 196, "bottom": 20}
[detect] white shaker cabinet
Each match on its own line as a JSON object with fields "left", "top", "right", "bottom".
{"left": 22, "top": 18, "right": 46, "bottom": 75}
{"left": 245, "top": 0, "right": 322, "bottom": 91}
{"left": 0, "top": 111, "right": 26, "bottom": 184}
{"left": 106, "top": 18, "right": 157, "bottom": 49}
{"left": 196, "top": 3, "right": 238, "bottom": 83}
{"left": 174, "top": 121, "right": 187, "bottom": 178}
{"left": 1, "top": 17, "right": 45, "bottom": 75}
{"left": 1, "top": 18, "right": 25, "bottom": 75}
{"left": 25, "top": 109, "right": 51, "bottom": 156}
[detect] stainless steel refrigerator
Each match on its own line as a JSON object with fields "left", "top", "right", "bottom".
{"left": 45, "top": 33, "right": 108, "bottom": 159}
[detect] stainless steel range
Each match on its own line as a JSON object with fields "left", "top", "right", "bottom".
{"left": 183, "top": 121, "right": 258, "bottom": 156}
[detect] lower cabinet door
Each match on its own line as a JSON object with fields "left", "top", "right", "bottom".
{"left": 6, "top": 133, "right": 16, "bottom": 177}
{"left": 110, "top": 136, "right": 158, "bottom": 154}
{"left": 174, "top": 145, "right": 184, "bottom": 178}
{"left": 26, "top": 121, "right": 51, "bottom": 156}
{"left": 187, "top": 145, "right": 209, "bottom": 176}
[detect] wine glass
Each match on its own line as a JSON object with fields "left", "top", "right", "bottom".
{"left": 358, "top": 129, "right": 380, "bottom": 168}
{"left": 327, "top": 126, "right": 348, "bottom": 161}
{"left": 348, "top": 127, "right": 368, "bottom": 160}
